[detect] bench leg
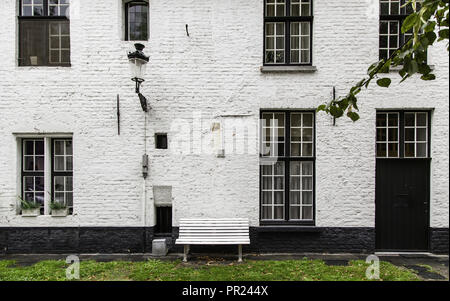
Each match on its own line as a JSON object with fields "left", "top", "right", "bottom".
{"left": 238, "top": 245, "right": 243, "bottom": 262}
{"left": 183, "top": 245, "right": 189, "bottom": 262}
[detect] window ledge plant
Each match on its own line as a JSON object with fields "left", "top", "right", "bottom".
{"left": 19, "top": 196, "right": 40, "bottom": 217}
{"left": 50, "top": 200, "right": 68, "bottom": 217}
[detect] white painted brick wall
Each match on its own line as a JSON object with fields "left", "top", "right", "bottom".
{"left": 0, "top": 0, "right": 448, "bottom": 228}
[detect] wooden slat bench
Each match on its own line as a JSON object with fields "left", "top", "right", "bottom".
{"left": 175, "top": 219, "right": 250, "bottom": 262}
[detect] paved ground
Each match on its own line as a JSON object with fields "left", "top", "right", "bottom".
{"left": 0, "top": 253, "right": 448, "bottom": 281}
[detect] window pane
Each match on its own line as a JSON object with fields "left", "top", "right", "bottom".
{"left": 262, "top": 206, "right": 271, "bottom": 219}
{"left": 274, "top": 206, "right": 284, "bottom": 219}
{"left": 19, "top": 19, "right": 70, "bottom": 66}
{"left": 388, "top": 143, "right": 398, "bottom": 157}
{"left": 302, "top": 192, "right": 313, "bottom": 205}
{"left": 128, "top": 4, "right": 149, "bottom": 41}
{"left": 302, "top": 177, "right": 313, "bottom": 190}
{"left": 405, "top": 128, "right": 414, "bottom": 141}
{"left": 377, "top": 128, "right": 386, "bottom": 141}
{"left": 388, "top": 128, "right": 398, "bottom": 141}
{"left": 290, "top": 191, "right": 300, "bottom": 204}
{"left": 405, "top": 143, "right": 415, "bottom": 157}
{"left": 377, "top": 143, "right": 387, "bottom": 157}
{"left": 416, "top": 128, "right": 427, "bottom": 142}
{"left": 416, "top": 113, "right": 427, "bottom": 126}
{"left": 262, "top": 192, "right": 272, "bottom": 205}
{"left": 290, "top": 206, "right": 300, "bottom": 219}
{"left": 416, "top": 143, "right": 427, "bottom": 157}
{"left": 302, "top": 206, "right": 313, "bottom": 219}
{"left": 376, "top": 114, "right": 386, "bottom": 127}
{"left": 262, "top": 177, "right": 272, "bottom": 190}
{"left": 404, "top": 113, "right": 415, "bottom": 126}
{"left": 55, "top": 157, "right": 64, "bottom": 170}
{"left": 302, "top": 143, "right": 313, "bottom": 157}
{"left": 54, "top": 176, "right": 64, "bottom": 192}
{"left": 302, "top": 162, "right": 313, "bottom": 175}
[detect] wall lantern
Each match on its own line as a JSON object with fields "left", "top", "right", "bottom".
{"left": 128, "top": 43, "right": 150, "bottom": 112}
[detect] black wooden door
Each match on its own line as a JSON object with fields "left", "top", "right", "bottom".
{"left": 376, "top": 159, "right": 430, "bottom": 251}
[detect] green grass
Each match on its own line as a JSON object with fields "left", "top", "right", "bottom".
{"left": 0, "top": 259, "right": 419, "bottom": 281}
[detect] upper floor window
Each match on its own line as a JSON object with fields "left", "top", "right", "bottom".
{"left": 264, "top": 0, "right": 313, "bottom": 65}
{"left": 125, "top": 1, "right": 149, "bottom": 41}
{"left": 18, "top": 0, "right": 70, "bottom": 66}
{"left": 379, "top": 0, "right": 419, "bottom": 60}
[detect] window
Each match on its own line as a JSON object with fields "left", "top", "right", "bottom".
{"left": 155, "top": 133, "right": 168, "bottom": 149}
{"left": 52, "top": 139, "right": 73, "bottom": 213}
{"left": 260, "top": 111, "right": 315, "bottom": 224}
{"left": 264, "top": 0, "right": 313, "bottom": 65}
{"left": 125, "top": 1, "right": 149, "bottom": 41}
{"left": 18, "top": 0, "right": 70, "bottom": 66}
{"left": 379, "top": 0, "right": 419, "bottom": 60}
{"left": 20, "top": 137, "right": 73, "bottom": 215}
{"left": 22, "top": 139, "right": 45, "bottom": 214}
{"left": 376, "top": 111, "right": 430, "bottom": 158}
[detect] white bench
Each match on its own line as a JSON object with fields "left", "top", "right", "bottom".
{"left": 175, "top": 219, "right": 250, "bottom": 262}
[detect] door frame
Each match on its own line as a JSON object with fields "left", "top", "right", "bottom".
{"left": 375, "top": 110, "right": 432, "bottom": 252}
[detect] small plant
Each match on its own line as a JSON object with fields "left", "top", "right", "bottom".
{"left": 50, "top": 200, "right": 67, "bottom": 210}
{"left": 18, "top": 196, "right": 40, "bottom": 209}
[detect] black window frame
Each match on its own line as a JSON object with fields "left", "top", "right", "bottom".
{"left": 125, "top": 0, "right": 149, "bottom": 41}
{"left": 18, "top": 0, "right": 71, "bottom": 67}
{"left": 376, "top": 110, "right": 432, "bottom": 159}
{"left": 21, "top": 138, "right": 45, "bottom": 215}
{"left": 379, "top": 0, "right": 420, "bottom": 61}
{"left": 259, "top": 110, "right": 316, "bottom": 226}
{"left": 51, "top": 138, "right": 74, "bottom": 215}
{"left": 263, "top": 0, "right": 314, "bottom": 66}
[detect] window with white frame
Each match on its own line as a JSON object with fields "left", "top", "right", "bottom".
{"left": 376, "top": 111, "right": 430, "bottom": 158}
{"left": 260, "top": 111, "right": 315, "bottom": 224}
{"left": 264, "top": 0, "right": 313, "bottom": 65}
{"left": 376, "top": 112, "right": 399, "bottom": 158}
{"left": 20, "top": 137, "right": 73, "bottom": 215}
{"left": 18, "top": 0, "right": 70, "bottom": 66}
{"left": 379, "top": 0, "right": 420, "bottom": 60}
{"left": 404, "top": 112, "right": 428, "bottom": 158}
{"left": 53, "top": 139, "right": 73, "bottom": 212}
{"left": 22, "top": 139, "right": 45, "bottom": 214}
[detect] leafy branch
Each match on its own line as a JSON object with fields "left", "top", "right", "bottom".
{"left": 317, "top": 0, "right": 449, "bottom": 122}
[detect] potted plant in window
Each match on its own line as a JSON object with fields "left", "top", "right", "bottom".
{"left": 18, "top": 196, "right": 40, "bottom": 217}
{"left": 50, "top": 200, "right": 69, "bottom": 217}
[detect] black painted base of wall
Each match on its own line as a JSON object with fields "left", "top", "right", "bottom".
{"left": 430, "top": 228, "right": 449, "bottom": 254}
{"left": 0, "top": 227, "right": 447, "bottom": 255}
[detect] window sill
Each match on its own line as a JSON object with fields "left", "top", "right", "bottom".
{"left": 260, "top": 65, "right": 317, "bottom": 73}
{"left": 257, "top": 226, "right": 321, "bottom": 233}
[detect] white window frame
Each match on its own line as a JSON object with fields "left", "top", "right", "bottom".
{"left": 404, "top": 112, "right": 429, "bottom": 158}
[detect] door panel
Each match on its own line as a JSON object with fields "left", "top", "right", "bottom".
{"left": 376, "top": 159, "right": 430, "bottom": 251}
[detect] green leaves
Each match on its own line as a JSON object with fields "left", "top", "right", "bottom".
{"left": 377, "top": 78, "right": 392, "bottom": 87}
{"left": 316, "top": 0, "right": 448, "bottom": 122}
{"left": 421, "top": 73, "right": 436, "bottom": 80}
{"left": 402, "top": 13, "right": 419, "bottom": 33}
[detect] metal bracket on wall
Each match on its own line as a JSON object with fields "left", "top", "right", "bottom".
{"left": 117, "top": 94, "right": 121, "bottom": 135}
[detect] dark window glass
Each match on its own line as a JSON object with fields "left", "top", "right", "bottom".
{"left": 379, "top": 0, "right": 422, "bottom": 60}
{"left": 18, "top": 1, "right": 70, "bottom": 66}
{"left": 21, "top": 139, "right": 45, "bottom": 215}
{"left": 126, "top": 2, "right": 149, "bottom": 41}
{"left": 155, "top": 133, "right": 168, "bottom": 149}
{"left": 264, "top": 0, "right": 313, "bottom": 65}
{"left": 260, "top": 111, "right": 315, "bottom": 224}
{"left": 52, "top": 139, "right": 74, "bottom": 214}
{"left": 155, "top": 207, "right": 173, "bottom": 235}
